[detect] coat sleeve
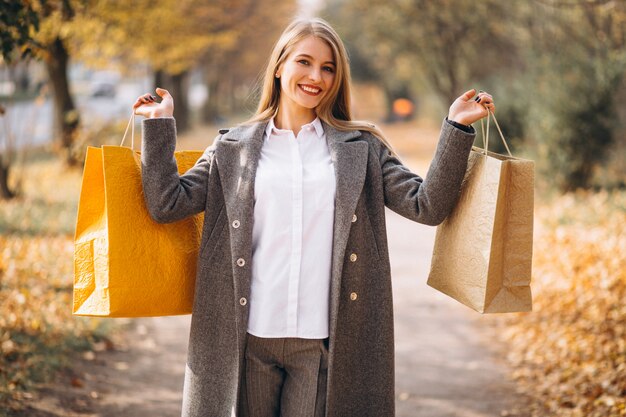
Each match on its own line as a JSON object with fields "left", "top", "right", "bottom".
{"left": 379, "top": 118, "right": 476, "bottom": 226}
{"left": 140, "top": 117, "right": 220, "bottom": 224}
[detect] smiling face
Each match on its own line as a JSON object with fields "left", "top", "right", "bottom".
{"left": 275, "top": 35, "right": 337, "bottom": 115}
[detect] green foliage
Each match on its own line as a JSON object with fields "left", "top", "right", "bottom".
{"left": 325, "top": 0, "right": 626, "bottom": 192}
{"left": 0, "top": 0, "right": 44, "bottom": 62}
{"left": 326, "top": 0, "right": 518, "bottom": 105}
{"left": 523, "top": 2, "right": 626, "bottom": 192}
{"left": 535, "top": 68, "right": 618, "bottom": 192}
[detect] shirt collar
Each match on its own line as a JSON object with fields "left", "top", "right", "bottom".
{"left": 265, "top": 116, "right": 324, "bottom": 140}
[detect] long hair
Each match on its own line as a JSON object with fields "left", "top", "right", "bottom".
{"left": 241, "top": 16, "right": 399, "bottom": 158}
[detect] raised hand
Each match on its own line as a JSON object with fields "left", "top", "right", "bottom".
{"left": 133, "top": 87, "right": 174, "bottom": 118}
{"left": 447, "top": 89, "right": 495, "bottom": 126}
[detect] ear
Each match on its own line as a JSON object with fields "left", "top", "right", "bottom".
{"left": 274, "top": 63, "right": 283, "bottom": 78}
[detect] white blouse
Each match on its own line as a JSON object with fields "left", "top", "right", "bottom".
{"left": 247, "top": 116, "right": 336, "bottom": 339}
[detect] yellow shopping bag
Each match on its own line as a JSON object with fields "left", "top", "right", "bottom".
{"left": 73, "top": 112, "right": 204, "bottom": 317}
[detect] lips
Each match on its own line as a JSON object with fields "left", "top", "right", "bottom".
{"left": 298, "top": 84, "right": 322, "bottom": 96}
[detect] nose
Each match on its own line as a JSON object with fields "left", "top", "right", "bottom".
{"left": 308, "top": 67, "right": 322, "bottom": 83}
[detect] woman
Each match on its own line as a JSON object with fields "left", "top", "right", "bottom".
{"left": 134, "top": 16, "right": 495, "bottom": 417}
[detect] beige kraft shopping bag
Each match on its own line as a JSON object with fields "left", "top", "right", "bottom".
{"left": 427, "top": 110, "right": 534, "bottom": 313}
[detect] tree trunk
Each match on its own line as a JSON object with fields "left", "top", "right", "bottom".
{"left": 153, "top": 70, "right": 190, "bottom": 132}
{"left": 202, "top": 64, "right": 222, "bottom": 124}
{"left": 0, "top": 160, "right": 15, "bottom": 200}
{"left": 44, "top": 36, "right": 80, "bottom": 167}
{"left": 171, "top": 71, "right": 190, "bottom": 133}
{"left": 154, "top": 69, "right": 165, "bottom": 91}
{"left": 204, "top": 77, "right": 221, "bottom": 123}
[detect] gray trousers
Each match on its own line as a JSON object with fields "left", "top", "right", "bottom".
{"left": 237, "top": 332, "right": 329, "bottom": 417}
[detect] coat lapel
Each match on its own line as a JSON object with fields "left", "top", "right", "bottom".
{"left": 214, "top": 121, "right": 266, "bottom": 228}
{"left": 214, "top": 121, "right": 266, "bottom": 334}
{"left": 214, "top": 119, "right": 369, "bottom": 342}
{"left": 323, "top": 121, "right": 369, "bottom": 344}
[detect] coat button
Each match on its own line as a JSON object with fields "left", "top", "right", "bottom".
{"left": 351, "top": 214, "right": 357, "bottom": 223}
{"left": 349, "top": 253, "right": 357, "bottom": 262}
{"left": 350, "top": 292, "right": 358, "bottom": 301}
{"left": 232, "top": 220, "right": 240, "bottom": 228}
{"left": 237, "top": 258, "right": 245, "bottom": 267}
{"left": 239, "top": 297, "right": 247, "bottom": 306}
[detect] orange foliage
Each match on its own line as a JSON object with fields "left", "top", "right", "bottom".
{"left": 488, "top": 190, "right": 626, "bottom": 416}
{"left": 0, "top": 156, "right": 116, "bottom": 412}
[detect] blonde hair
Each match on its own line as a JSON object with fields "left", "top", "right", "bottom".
{"left": 242, "top": 16, "right": 399, "bottom": 158}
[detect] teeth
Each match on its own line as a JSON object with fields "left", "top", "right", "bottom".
{"left": 300, "top": 85, "right": 320, "bottom": 93}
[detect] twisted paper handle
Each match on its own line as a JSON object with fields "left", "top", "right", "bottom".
{"left": 479, "top": 108, "right": 513, "bottom": 157}
{"left": 120, "top": 110, "right": 136, "bottom": 149}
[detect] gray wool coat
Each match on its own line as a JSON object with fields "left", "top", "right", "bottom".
{"left": 140, "top": 116, "right": 476, "bottom": 417}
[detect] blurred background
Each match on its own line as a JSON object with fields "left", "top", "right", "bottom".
{"left": 0, "top": 0, "right": 624, "bottom": 416}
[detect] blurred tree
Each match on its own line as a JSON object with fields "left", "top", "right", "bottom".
{"left": 322, "top": 1, "right": 416, "bottom": 121}
{"left": 525, "top": 0, "right": 626, "bottom": 191}
{"left": 199, "top": 0, "right": 298, "bottom": 123}
{"left": 0, "top": 103, "right": 15, "bottom": 200}
{"left": 1, "top": 0, "right": 83, "bottom": 167}
{"left": 327, "top": 0, "right": 626, "bottom": 191}
{"left": 29, "top": 0, "right": 83, "bottom": 166}
{"left": 71, "top": 0, "right": 258, "bottom": 132}
{"left": 0, "top": 0, "right": 43, "bottom": 62}
{"left": 0, "top": 1, "right": 44, "bottom": 199}
{"left": 324, "top": 0, "right": 520, "bottom": 116}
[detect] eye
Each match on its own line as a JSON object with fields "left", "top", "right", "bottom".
{"left": 323, "top": 66, "right": 335, "bottom": 73}
{"left": 297, "top": 59, "right": 309, "bottom": 65}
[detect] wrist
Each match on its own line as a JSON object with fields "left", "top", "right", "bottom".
{"left": 446, "top": 117, "right": 474, "bottom": 134}
{"left": 447, "top": 116, "right": 471, "bottom": 126}
{"left": 151, "top": 109, "right": 173, "bottom": 118}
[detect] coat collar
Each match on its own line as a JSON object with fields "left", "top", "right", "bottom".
{"left": 215, "top": 118, "right": 369, "bottom": 344}
{"left": 264, "top": 115, "right": 325, "bottom": 139}
{"left": 219, "top": 118, "right": 362, "bottom": 143}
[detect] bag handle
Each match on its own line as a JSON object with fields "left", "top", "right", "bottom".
{"left": 120, "top": 110, "right": 136, "bottom": 149}
{"left": 479, "top": 108, "right": 513, "bottom": 157}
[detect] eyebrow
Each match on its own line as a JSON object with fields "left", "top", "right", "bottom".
{"left": 295, "top": 54, "right": 335, "bottom": 66}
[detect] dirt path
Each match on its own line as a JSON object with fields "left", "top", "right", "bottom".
{"left": 387, "top": 209, "right": 530, "bottom": 417}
